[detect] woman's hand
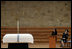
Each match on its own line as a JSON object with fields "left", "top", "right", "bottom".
{"left": 62, "top": 38, "right": 66, "bottom": 39}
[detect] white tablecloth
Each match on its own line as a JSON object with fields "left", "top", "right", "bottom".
{"left": 3, "top": 34, "right": 34, "bottom": 43}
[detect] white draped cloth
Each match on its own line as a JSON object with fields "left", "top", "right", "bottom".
{"left": 3, "top": 34, "right": 34, "bottom": 43}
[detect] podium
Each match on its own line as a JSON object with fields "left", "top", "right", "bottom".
{"left": 49, "top": 36, "right": 56, "bottom": 48}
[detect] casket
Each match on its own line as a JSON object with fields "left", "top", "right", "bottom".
{"left": 3, "top": 34, "right": 34, "bottom": 43}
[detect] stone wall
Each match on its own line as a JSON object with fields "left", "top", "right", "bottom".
{"left": 1, "top": 1, "right": 71, "bottom": 27}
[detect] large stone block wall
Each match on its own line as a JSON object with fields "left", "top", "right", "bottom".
{"left": 1, "top": 1, "right": 71, "bottom": 27}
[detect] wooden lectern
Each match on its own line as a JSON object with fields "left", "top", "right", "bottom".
{"left": 49, "top": 36, "right": 56, "bottom": 48}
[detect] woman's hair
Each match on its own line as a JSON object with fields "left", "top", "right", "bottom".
{"left": 65, "top": 29, "right": 69, "bottom": 32}
{"left": 55, "top": 28, "right": 57, "bottom": 32}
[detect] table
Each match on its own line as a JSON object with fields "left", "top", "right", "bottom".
{"left": 3, "top": 34, "right": 34, "bottom": 48}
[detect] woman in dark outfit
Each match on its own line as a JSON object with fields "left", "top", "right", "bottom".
{"left": 60, "top": 29, "right": 69, "bottom": 47}
{"left": 52, "top": 28, "right": 57, "bottom": 35}
{"left": 52, "top": 28, "right": 57, "bottom": 41}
